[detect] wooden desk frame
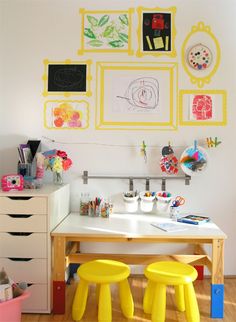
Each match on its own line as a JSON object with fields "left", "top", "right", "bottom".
{"left": 52, "top": 233, "right": 225, "bottom": 318}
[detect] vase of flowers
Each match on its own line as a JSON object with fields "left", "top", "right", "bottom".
{"left": 44, "top": 150, "right": 72, "bottom": 185}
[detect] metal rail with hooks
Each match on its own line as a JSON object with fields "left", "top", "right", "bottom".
{"left": 82, "top": 171, "right": 191, "bottom": 191}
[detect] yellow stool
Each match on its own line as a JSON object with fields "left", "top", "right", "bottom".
{"left": 72, "top": 259, "right": 134, "bottom": 322}
{"left": 143, "top": 261, "right": 200, "bottom": 322}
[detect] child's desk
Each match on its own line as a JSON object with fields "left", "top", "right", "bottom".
{"left": 51, "top": 213, "right": 227, "bottom": 318}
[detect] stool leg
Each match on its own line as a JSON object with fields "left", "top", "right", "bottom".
{"left": 184, "top": 283, "right": 200, "bottom": 322}
{"left": 72, "top": 278, "right": 89, "bottom": 321}
{"left": 96, "top": 284, "right": 100, "bottom": 304}
{"left": 151, "top": 283, "right": 166, "bottom": 322}
{"left": 98, "top": 283, "right": 112, "bottom": 322}
{"left": 119, "top": 279, "right": 134, "bottom": 318}
{"left": 143, "top": 280, "right": 156, "bottom": 314}
{"left": 174, "top": 284, "right": 185, "bottom": 312}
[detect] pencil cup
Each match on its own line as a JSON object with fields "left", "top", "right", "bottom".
{"left": 88, "top": 204, "right": 101, "bottom": 217}
{"left": 156, "top": 191, "right": 172, "bottom": 214}
{"left": 169, "top": 206, "right": 180, "bottom": 221}
{"left": 123, "top": 191, "right": 139, "bottom": 213}
{"left": 139, "top": 191, "right": 155, "bottom": 213}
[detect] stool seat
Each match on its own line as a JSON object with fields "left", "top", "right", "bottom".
{"left": 72, "top": 259, "right": 134, "bottom": 322}
{"left": 145, "top": 261, "right": 198, "bottom": 285}
{"left": 143, "top": 261, "right": 200, "bottom": 322}
{"left": 78, "top": 259, "right": 130, "bottom": 283}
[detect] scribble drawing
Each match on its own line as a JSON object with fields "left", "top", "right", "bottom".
{"left": 192, "top": 95, "right": 213, "bottom": 120}
{"left": 117, "top": 77, "right": 159, "bottom": 110}
{"left": 53, "top": 67, "right": 84, "bottom": 89}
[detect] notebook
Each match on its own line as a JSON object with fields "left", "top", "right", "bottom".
{"left": 177, "top": 214, "right": 210, "bottom": 225}
{"left": 151, "top": 222, "right": 188, "bottom": 232}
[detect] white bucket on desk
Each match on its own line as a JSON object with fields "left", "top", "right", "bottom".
{"left": 139, "top": 191, "right": 155, "bottom": 213}
{"left": 123, "top": 192, "right": 139, "bottom": 213}
{"left": 156, "top": 191, "right": 172, "bottom": 214}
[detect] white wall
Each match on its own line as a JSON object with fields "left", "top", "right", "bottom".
{"left": 0, "top": 0, "right": 236, "bottom": 274}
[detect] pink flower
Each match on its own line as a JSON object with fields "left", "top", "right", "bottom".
{"left": 57, "top": 150, "right": 67, "bottom": 159}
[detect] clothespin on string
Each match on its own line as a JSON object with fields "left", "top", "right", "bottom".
{"left": 206, "top": 137, "right": 222, "bottom": 148}
{"left": 141, "top": 140, "right": 147, "bottom": 163}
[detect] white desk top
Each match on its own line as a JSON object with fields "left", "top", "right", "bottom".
{"left": 51, "top": 213, "right": 227, "bottom": 240}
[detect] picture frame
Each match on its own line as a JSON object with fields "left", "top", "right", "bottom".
{"left": 179, "top": 89, "right": 227, "bottom": 126}
{"left": 44, "top": 100, "right": 89, "bottom": 130}
{"left": 181, "top": 21, "right": 221, "bottom": 88}
{"left": 95, "top": 61, "right": 178, "bottom": 130}
{"left": 42, "top": 59, "right": 92, "bottom": 97}
{"left": 136, "top": 6, "right": 177, "bottom": 58}
{"left": 78, "top": 8, "right": 134, "bottom": 55}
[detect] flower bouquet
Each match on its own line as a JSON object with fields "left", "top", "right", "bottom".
{"left": 43, "top": 149, "right": 72, "bottom": 184}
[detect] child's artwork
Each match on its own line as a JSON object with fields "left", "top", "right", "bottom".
{"left": 190, "top": 94, "right": 213, "bottom": 120}
{"left": 182, "top": 22, "right": 221, "bottom": 88}
{"left": 78, "top": 9, "right": 134, "bottom": 55}
{"left": 44, "top": 100, "right": 89, "bottom": 130}
{"left": 137, "top": 6, "right": 176, "bottom": 57}
{"left": 179, "top": 90, "right": 227, "bottom": 126}
{"left": 96, "top": 61, "right": 178, "bottom": 130}
{"left": 42, "top": 59, "right": 92, "bottom": 97}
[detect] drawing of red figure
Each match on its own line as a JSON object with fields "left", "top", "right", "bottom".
{"left": 192, "top": 95, "right": 212, "bottom": 120}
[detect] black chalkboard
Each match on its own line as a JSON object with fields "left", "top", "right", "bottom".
{"left": 142, "top": 12, "right": 171, "bottom": 52}
{"left": 48, "top": 64, "right": 87, "bottom": 92}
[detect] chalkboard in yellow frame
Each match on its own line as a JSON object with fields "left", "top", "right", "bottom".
{"left": 95, "top": 61, "right": 178, "bottom": 131}
{"left": 42, "top": 59, "right": 92, "bottom": 97}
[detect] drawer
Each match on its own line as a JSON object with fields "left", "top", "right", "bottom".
{"left": 0, "top": 196, "right": 47, "bottom": 214}
{"left": 0, "top": 214, "right": 47, "bottom": 232}
{"left": 0, "top": 232, "right": 47, "bottom": 257}
{"left": 22, "top": 284, "right": 49, "bottom": 313}
{"left": 0, "top": 258, "right": 47, "bottom": 283}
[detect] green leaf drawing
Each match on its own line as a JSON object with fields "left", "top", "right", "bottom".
{"left": 103, "top": 25, "right": 114, "bottom": 37}
{"left": 119, "top": 14, "right": 128, "bottom": 26}
{"left": 109, "top": 40, "right": 124, "bottom": 48}
{"left": 98, "top": 15, "right": 109, "bottom": 27}
{"left": 118, "top": 32, "right": 128, "bottom": 43}
{"left": 84, "top": 28, "right": 96, "bottom": 39}
{"left": 87, "top": 15, "right": 98, "bottom": 26}
{"left": 88, "top": 39, "right": 103, "bottom": 47}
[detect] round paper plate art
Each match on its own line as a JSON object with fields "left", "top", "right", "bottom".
{"left": 180, "top": 145, "right": 208, "bottom": 176}
{"left": 187, "top": 43, "right": 212, "bottom": 70}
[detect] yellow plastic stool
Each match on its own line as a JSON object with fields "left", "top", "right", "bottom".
{"left": 143, "top": 261, "right": 200, "bottom": 322}
{"left": 72, "top": 259, "right": 134, "bottom": 322}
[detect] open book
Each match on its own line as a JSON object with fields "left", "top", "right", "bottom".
{"left": 151, "top": 222, "right": 188, "bottom": 232}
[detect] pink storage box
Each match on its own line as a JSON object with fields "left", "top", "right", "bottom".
{"left": 0, "top": 292, "right": 30, "bottom": 322}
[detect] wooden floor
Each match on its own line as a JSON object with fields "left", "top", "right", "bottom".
{"left": 22, "top": 277, "right": 236, "bottom": 322}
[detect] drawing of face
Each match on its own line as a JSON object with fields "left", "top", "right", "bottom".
{"left": 192, "top": 95, "right": 212, "bottom": 120}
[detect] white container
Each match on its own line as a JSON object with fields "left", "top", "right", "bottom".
{"left": 139, "top": 191, "right": 155, "bottom": 213}
{"left": 156, "top": 191, "right": 172, "bottom": 214}
{"left": 123, "top": 192, "right": 139, "bottom": 213}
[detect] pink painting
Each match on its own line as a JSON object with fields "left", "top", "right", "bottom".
{"left": 191, "top": 95, "right": 213, "bottom": 120}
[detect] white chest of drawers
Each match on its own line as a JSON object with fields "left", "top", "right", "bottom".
{"left": 0, "top": 184, "right": 70, "bottom": 313}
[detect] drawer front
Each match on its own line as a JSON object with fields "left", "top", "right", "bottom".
{"left": 22, "top": 284, "right": 49, "bottom": 313}
{"left": 0, "top": 196, "right": 47, "bottom": 214}
{"left": 0, "top": 214, "right": 47, "bottom": 232}
{"left": 0, "top": 232, "right": 47, "bottom": 257}
{"left": 0, "top": 258, "right": 47, "bottom": 283}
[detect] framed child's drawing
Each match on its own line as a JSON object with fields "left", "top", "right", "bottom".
{"left": 136, "top": 6, "right": 176, "bottom": 58}
{"left": 44, "top": 100, "right": 89, "bottom": 129}
{"left": 179, "top": 90, "right": 227, "bottom": 126}
{"left": 42, "top": 59, "right": 92, "bottom": 97}
{"left": 78, "top": 8, "right": 134, "bottom": 55}
{"left": 95, "top": 61, "right": 178, "bottom": 130}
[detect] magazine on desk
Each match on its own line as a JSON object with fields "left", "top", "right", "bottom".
{"left": 177, "top": 214, "right": 210, "bottom": 225}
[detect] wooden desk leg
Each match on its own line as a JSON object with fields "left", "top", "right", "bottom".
{"left": 52, "top": 236, "right": 66, "bottom": 314}
{"left": 211, "top": 239, "right": 224, "bottom": 318}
